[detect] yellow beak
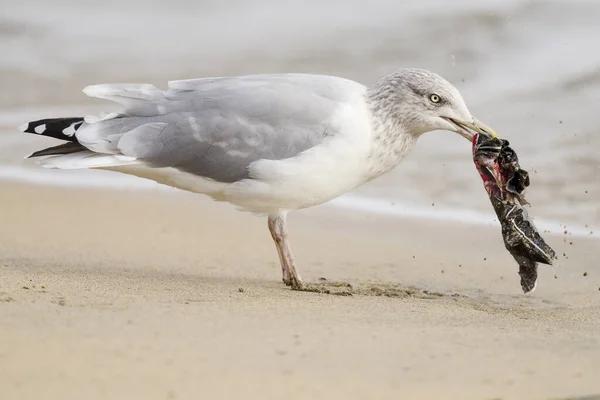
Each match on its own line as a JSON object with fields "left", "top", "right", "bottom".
{"left": 455, "top": 117, "right": 499, "bottom": 138}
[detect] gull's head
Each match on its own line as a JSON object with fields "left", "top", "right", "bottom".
{"left": 370, "top": 68, "right": 497, "bottom": 141}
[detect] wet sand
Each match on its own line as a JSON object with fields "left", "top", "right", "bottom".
{"left": 1, "top": 182, "right": 599, "bottom": 399}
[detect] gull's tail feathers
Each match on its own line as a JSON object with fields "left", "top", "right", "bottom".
{"left": 21, "top": 83, "right": 170, "bottom": 169}
{"left": 37, "top": 152, "right": 138, "bottom": 170}
{"left": 20, "top": 115, "right": 140, "bottom": 170}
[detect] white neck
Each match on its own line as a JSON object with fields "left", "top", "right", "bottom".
{"left": 363, "top": 90, "right": 419, "bottom": 180}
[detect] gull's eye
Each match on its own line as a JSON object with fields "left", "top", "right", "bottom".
{"left": 429, "top": 94, "right": 441, "bottom": 104}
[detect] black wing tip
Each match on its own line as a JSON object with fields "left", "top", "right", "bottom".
{"left": 19, "top": 117, "right": 85, "bottom": 141}
{"left": 26, "top": 142, "right": 86, "bottom": 159}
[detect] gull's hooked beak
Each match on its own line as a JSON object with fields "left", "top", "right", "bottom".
{"left": 443, "top": 117, "right": 498, "bottom": 141}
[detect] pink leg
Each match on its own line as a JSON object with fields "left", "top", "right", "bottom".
{"left": 268, "top": 214, "right": 303, "bottom": 289}
{"left": 272, "top": 231, "right": 291, "bottom": 285}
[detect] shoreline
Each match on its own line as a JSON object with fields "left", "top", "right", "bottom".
{"left": 0, "top": 164, "right": 596, "bottom": 239}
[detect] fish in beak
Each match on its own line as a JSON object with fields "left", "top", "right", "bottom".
{"left": 472, "top": 133, "right": 555, "bottom": 294}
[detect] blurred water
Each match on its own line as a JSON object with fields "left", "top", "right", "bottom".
{"left": 0, "top": 0, "right": 599, "bottom": 231}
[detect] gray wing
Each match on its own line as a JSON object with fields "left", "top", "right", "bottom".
{"left": 77, "top": 74, "right": 364, "bottom": 183}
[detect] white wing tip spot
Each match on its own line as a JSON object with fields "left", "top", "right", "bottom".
{"left": 34, "top": 124, "right": 46, "bottom": 134}
{"left": 18, "top": 123, "right": 28, "bottom": 132}
{"left": 63, "top": 124, "right": 77, "bottom": 136}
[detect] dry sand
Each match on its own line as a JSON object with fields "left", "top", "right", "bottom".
{"left": 1, "top": 182, "right": 599, "bottom": 400}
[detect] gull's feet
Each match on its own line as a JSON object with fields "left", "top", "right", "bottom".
{"left": 289, "top": 275, "right": 304, "bottom": 290}
{"left": 287, "top": 279, "right": 459, "bottom": 298}
{"left": 292, "top": 278, "right": 353, "bottom": 296}
{"left": 282, "top": 273, "right": 301, "bottom": 288}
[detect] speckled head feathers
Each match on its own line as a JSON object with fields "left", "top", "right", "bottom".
{"left": 367, "top": 68, "right": 473, "bottom": 137}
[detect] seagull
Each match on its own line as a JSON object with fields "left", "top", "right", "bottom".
{"left": 19, "top": 68, "right": 497, "bottom": 290}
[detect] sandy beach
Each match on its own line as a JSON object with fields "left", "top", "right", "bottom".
{"left": 1, "top": 182, "right": 599, "bottom": 400}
